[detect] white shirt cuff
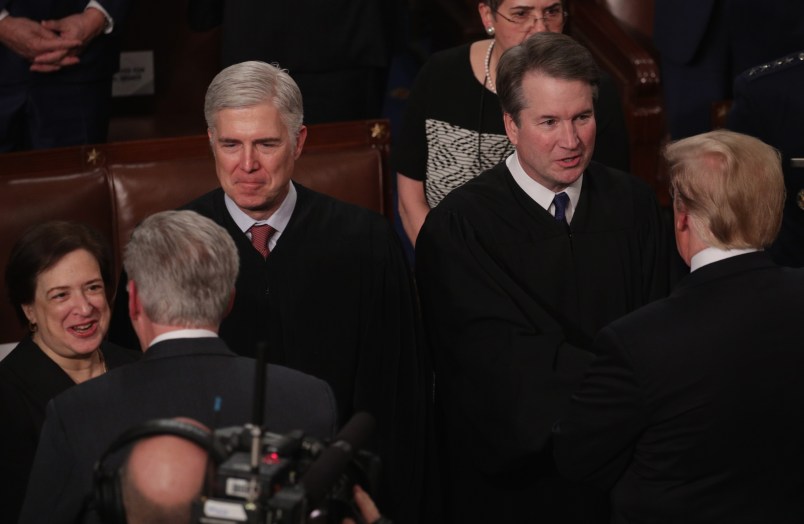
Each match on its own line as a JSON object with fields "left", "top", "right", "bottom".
{"left": 86, "top": 1, "right": 114, "bottom": 34}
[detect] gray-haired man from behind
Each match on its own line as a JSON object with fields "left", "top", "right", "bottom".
{"left": 19, "top": 210, "right": 337, "bottom": 524}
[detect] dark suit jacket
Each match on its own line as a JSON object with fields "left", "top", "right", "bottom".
{"left": 653, "top": 0, "right": 718, "bottom": 65}
{"left": 0, "top": 337, "right": 137, "bottom": 523}
{"left": 728, "top": 50, "right": 804, "bottom": 267}
{"left": 186, "top": 0, "right": 398, "bottom": 72}
{"left": 17, "top": 336, "right": 338, "bottom": 524}
{"left": 653, "top": 0, "right": 804, "bottom": 138}
{"left": 554, "top": 252, "right": 804, "bottom": 523}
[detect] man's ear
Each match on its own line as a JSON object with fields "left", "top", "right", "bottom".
{"left": 503, "top": 112, "right": 519, "bottom": 146}
{"left": 293, "top": 125, "right": 308, "bottom": 160}
{"left": 224, "top": 290, "right": 236, "bottom": 319}
{"left": 674, "top": 201, "right": 690, "bottom": 233}
{"left": 127, "top": 280, "right": 141, "bottom": 321}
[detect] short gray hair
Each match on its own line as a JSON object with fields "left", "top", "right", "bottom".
{"left": 498, "top": 32, "right": 600, "bottom": 125}
{"left": 204, "top": 61, "right": 304, "bottom": 147}
{"left": 123, "top": 210, "right": 239, "bottom": 327}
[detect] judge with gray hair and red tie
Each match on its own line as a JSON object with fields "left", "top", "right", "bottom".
{"left": 108, "top": 61, "right": 429, "bottom": 524}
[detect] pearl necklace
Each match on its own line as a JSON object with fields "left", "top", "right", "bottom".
{"left": 484, "top": 40, "right": 496, "bottom": 94}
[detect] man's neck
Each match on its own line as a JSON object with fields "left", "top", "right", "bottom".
{"left": 144, "top": 325, "right": 219, "bottom": 350}
{"left": 689, "top": 246, "right": 759, "bottom": 272}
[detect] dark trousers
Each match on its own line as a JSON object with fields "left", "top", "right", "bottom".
{"left": 0, "top": 79, "right": 112, "bottom": 152}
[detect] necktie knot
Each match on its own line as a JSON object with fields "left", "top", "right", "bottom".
{"left": 552, "top": 192, "right": 570, "bottom": 225}
{"left": 249, "top": 224, "right": 275, "bottom": 258}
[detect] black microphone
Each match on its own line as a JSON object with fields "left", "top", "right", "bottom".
{"left": 299, "top": 412, "right": 376, "bottom": 508}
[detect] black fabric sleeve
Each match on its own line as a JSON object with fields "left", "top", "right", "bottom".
{"left": 415, "top": 208, "right": 595, "bottom": 474}
{"left": 552, "top": 324, "right": 647, "bottom": 489}
{"left": 351, "top": 219, "right": 430, "bottom": 523}
{"left": 187, "top": 0, "right": 223, "bottom": 31}
{"left": 391, "top": 57, "right": 434, "bottom": 181}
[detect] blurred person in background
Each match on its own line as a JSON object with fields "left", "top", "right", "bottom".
{"left": 0, "top": 0, "right": 129, "bottom": 150}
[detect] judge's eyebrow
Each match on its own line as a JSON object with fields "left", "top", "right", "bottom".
{"left": 217, "top": 136, "right": 282, "bottom": 146}
{"left": 535, "top": 107, "right": 594, "bottom": 121}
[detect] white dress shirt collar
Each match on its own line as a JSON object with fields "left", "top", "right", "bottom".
{"left": 224, "top": 182, "right": 297, "bottom": 250}
{"left": 690, "top": 246, "right": 759, "bottom": 272}
{"left": 506, "top": 153, "right": 583, "bottom": 222}
{"left": 149, "top": 329, "right": 218, "bottom": 348}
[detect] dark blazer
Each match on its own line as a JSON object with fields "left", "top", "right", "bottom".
{"left": 554, "top": 252, "right": 804, "bottom": 523}
{"left": 728, "top": 50, "right": 804, "bottom": 267}
{"left": 186, "top": 0, "right": 397, "bottom": 72}
{"left": 653, "top": 0, "right": 804, "bottom": 138}
{"left": 0, "top": 337, "right": 137, "bottom": 523}
{"left": 653, "top": 0, "right": 718, "bottom": 65}
{"left": 186, "top": 0, "right": 403, "bottom": 122}
{"left": 654, "top": 0, "right": 804, "bottom": 69}
{"left": 17, "top": 336, "right": 338, "bottom": 524}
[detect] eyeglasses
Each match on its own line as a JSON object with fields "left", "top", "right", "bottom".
{"left": 494, "top": 4, "right": 567, "bottom": 28}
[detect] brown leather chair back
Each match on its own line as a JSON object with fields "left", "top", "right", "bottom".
{"left": 109, "top": 156, "right": 220, "bottom": 252}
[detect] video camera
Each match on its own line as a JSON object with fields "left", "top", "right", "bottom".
{"left": 192, "top": 412, "right": 380, "bottom": 524}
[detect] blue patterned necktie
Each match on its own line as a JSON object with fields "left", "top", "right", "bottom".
{"left": 553, "top": 192, "right": 570, "bottom": 227}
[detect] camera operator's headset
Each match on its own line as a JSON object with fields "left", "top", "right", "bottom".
{"left": 93, "top": 418, "right": 227, "bottom": 524}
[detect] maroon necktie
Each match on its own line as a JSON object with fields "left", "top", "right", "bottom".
{"left": 249, "top": 224, "right": 275, "bottom": 258}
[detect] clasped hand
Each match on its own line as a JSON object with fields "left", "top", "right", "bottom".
{"left": 0, "top": 8, "right": 106, "bottom": 72}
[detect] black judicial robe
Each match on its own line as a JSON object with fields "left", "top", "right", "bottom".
{"left": 0, "top": 338, "right": 137, "bottom": 522}
{"left": 415, "top": 161, "right": 670, "bottom": 523}
{"left": 110, "top": 182, "right": 428, "bottom": 523}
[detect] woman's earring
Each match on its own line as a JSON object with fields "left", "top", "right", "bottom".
{"left": 28, "top": 321, "right": 37, "bottom": 333}
{"left": 486, "top": 26, "right": 495, "bottom": 36}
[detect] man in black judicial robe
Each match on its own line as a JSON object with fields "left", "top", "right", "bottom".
{"left": 108, "top": 62, "right": 427, "bottom": 524}
{"left": 415, "top": 33, "right": 670, "bottom": 523}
